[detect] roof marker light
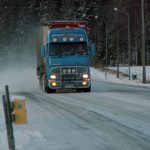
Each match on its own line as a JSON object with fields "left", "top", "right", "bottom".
{"left": 80, "top": 37, "right": 84, "bottom": 41}
{"left": 69, "top": 37, "right": 74, "bottom": 42}
{"left": 63, "top": 37, "right": 67, "bottom": 42}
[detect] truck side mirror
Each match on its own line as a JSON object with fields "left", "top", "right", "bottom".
{"left": 40, "top": 45, "right": 46, "bottom": 57}
{"left": 89, "top": 43, "right": 96, "bottom": 56}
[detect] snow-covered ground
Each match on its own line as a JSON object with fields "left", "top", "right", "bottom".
{"left": 107, "top": 66, "right": 150, "bottom": 82}
{"left": 0, "top": 66, "right": 150, "bottom": 150}
{"left": 0, "top": 67, "right": 40, "bottom": 93}
{"left": 91, "top": 66, "right": 150, "bottom": 88}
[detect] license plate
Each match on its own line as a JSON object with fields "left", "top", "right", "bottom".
{"left": 65, "top": 84, "right": 74, "bottom": 88}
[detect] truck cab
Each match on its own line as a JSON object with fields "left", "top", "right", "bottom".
{"left": 36, "top": 21, "right": 96, "bottom": 93}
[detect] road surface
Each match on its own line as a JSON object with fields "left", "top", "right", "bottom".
{"left": 2, "top": 80, "right": 150, "bottom": 150}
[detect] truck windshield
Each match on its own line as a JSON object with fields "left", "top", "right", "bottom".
{"left": 49, "top": 42, "right": 88, "bottom": 56}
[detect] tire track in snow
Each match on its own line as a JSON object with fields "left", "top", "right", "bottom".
{"left": 20, "top": 92, "right": 150, "bottom": 150}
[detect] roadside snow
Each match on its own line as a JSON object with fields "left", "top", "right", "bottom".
{"left": 91, "top": 67, "right": 150, "bottom": 88}
{"left": 107, "top": 66, "right": 150, "bottom": 81}
{"left": 0, "top": 68, "right": 40, "bottom": 93}
{"left": 0, "top": 68, "right": 40, "bottom": 149}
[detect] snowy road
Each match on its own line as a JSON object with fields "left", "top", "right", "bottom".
{"left": 3, "top": 80, "right": 149, "bottom": 150}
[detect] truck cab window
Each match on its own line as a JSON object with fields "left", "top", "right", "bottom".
{"left": 49, "top": 42, "right": 88, "bottom": 56}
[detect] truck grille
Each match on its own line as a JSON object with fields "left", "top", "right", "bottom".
{"left": 62, "top": 74, "right": 80, "bottom": 81}
{"left": 51, "top": 66, "right": 88, "bottom": 81}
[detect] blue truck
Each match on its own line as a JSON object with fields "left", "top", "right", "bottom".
{"left": 36, "top": 21, "right": 96, "bottom": 93}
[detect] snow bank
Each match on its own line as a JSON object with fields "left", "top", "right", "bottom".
{"left": 90, "top": 67, "right": 150, "bottom": 88}
{"left": 107, "top": 66, "right": 150, "bottom": 82}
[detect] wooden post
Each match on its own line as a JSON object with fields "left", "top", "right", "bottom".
{"left": 2, "top": 85, "right": 15, "bottom": 150}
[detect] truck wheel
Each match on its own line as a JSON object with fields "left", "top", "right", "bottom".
{"left": 46, "top": 87, "right": 56, "bottom": 93}
{"left": 76, "top": 88, "right": 82, "bottom": 92}
{"left": 83, "top": 86, "right": 91, "bottom": 92}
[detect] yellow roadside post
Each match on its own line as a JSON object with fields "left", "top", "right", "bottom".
{"left": 13, "top": 99, "right": 27, "bottom": 124}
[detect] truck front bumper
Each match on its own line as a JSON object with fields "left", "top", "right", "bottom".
{"left": 48, "top": 79, "right": 90, "bottom": 89}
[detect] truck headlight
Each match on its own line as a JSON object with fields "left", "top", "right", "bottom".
{"left": 52, "top": 82, "right": 57, "bottom": 86}
{"left": 82, "top": 74, "right": 89, "bottom": 79}
{"left": 50, "top": 74, "right": 56, "bottom": 80}
{"left": 82, "top": 81, "right": 87, "bottom": 85}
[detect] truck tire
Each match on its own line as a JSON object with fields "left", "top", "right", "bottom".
{"left": 77, "top": 86, "right": 91, "bottom": 93}
{"left": 76, "top": 88, "right": 82, "bottom": 92}
{"left": 46, "top": 87, "right": 56, "bottom": 93}
{"left": 45, "top": 86, "right": 56, "bottom": 93}
{"left": 83, "top": 86, "right": 91, "bottom": 92}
